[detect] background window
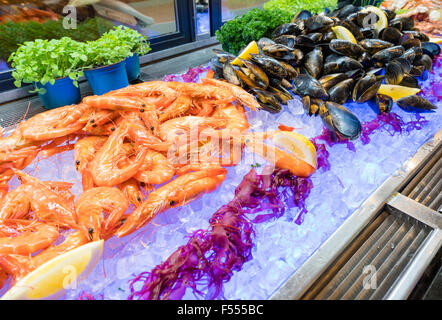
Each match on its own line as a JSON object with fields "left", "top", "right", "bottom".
{"left": 221, "top": 0, "right": 267, "bottom": 21}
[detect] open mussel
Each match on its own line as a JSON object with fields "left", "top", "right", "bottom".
{"left": 293, "top": 74, "right": 329, "bottom": 100}
{"left": 352, "top": 73, "right": 383, "bottom": 103}
{"left": 251, "top": 88, "right": 282, "bottom": 113}
{"left": 397, "top": 95, "right": 436, "bottom": 112}
{"left": 320, "top": 101, "right": 362, "bottom": 140}
{"left": 239, "top": 58, "right": 269, "bottom": 88}
{"left": 328, "top": 78, "right": 354, "bottom": 105}
{"left": 376, "top": 94, "right": 393, "bottom": 114}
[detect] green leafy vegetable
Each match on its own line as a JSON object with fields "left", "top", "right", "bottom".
{"left": 215, "top": 8, "right": 293, "bottom": 55}
{"left": 101, "top": 26, "right": 151, "bottom": 56}
{"left": 0, "top": 17, "right": 113, "bottom": 62}
{"left": 8, "top": 37, "right": 87, "bottom": 93}
{"left": 263, "top": 0, "right": 338, "bottom": 15}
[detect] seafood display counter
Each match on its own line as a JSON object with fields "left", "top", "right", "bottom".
{"left": 0, "top": 3, "right": 441, "bottom": 301}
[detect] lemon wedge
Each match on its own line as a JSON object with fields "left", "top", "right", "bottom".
{"left": 378, "top": 84, "right": 421, "bottom": 101}
{"left": 360, "top": 6, "right": 388, "bottom": 33}
{"left": 1, "top": 240, "right": 103, "bottom": 300}
{"left": 331, "top": 26, "right": 357, "bottom": 44}
{"left": 429, "top": 36, "right": 442, "bottom": 44}
{"left": 273, "top": 131, "right": 317, "bottom": 169}
{"left": 231, "top": 41, "right": 260, "bottom": 66}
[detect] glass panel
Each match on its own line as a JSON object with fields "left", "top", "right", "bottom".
{"left": 195, "top": 0, "right": 210, "bottom": 37}
{"left": 221, "top": 0, "right": 267, "bottom": 22}
{"left": 0, "top": 0, "right": 178, "bottom": 72}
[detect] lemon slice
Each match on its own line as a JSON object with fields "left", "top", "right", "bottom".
{"left": 378, "top": 84, "right": 421, "bottom": 101}
{"left": 360, "top": 6, "right": 388, "bottom": 33}
{"left": 231, "top": 41, "right": 260, "bottom": 66}
{"left": 1, "top": 240, "right": 103, "bottom": 300}
{"left": 273, "top": 131, "right": 317, "bottom": 169}
{"left": 429, "top": 36, "right": 442, "bottom": 44}
{"left": 331, "top": 26, "right": 357, "bottom": 44}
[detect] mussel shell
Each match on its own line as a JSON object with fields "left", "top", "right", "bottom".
{"left": 319, "top": 73, "right": 349, "bottom": 91}
{"left": 372, "top": 45, "right": 405, "bottom": 64}
{"left": 397, "top": 95, "right": 436, "bottom": 112}
{"left": 347, "top": 11, "right": 370, "bottom": 27}
{"left": 394, "top": 17, "right": 414, "bottom": 31}
{"left": 322, "top": 31, "right": 336, "bottom": 42}
{"left": 267, "top": 86, "right": 293, "bottom": 104}
{"left": 382, "top": 9, "right": 396, "bottom": 21}
{"left": 278, "top": 60, "right": 299, "bottom": 79}
{"left": 250, "top": 54, "right": 288, "bottom": 79}
{"left": 257, "top": 37, "right": 276, "bottom": 49}
{"left": 403, "top": 31, "right": 430, "bottom": 42}
{"left": 294, "top": 34, "right": 316, "bottom": 48}
{"left": 328, "top": 78, "right": 354, "bottom": 105}
{"left": 401, "top": 48, "right": 417, "bottom": 63}
{"left": 359, "top": 39, "right": 393, "bottom": 55}
{"left": 251, "top": 88, "right": 282, "bottom": 113}
{"left": 293, "top": 10, "right": 312, "bottom": 21}
{"left": 213, "top": 49, "right": 236, "bottom": 63}
{"left": 414, "top": 54, "right": 433, "bottom": 71}
{"left": 320, "top": 101, "right": 362, "bottom": 140}
{"left": 360, "top": 28, "right": 378, "bottom": 39}
{"left": 401, "top": 37, "right": 421, "bottom": 50}
{"left": 329, "top": 39, "right": 365, "bottom": 58}
{"left": 273, "top": 35, "right": 297, "bottom": 48}
{"left": 339, "top": 19, "right": 364, "bottom": 41}
{"left": 399, "top": 74, "right": 420, "bottom": 89}
{"left": 323, "top": 56, "right": 363, "bottom": 74}
{"left": 238, "top": 58, "right": 269, "bottom": 89}
{"left": 384, "top": 60, "right": 405, "bottom": 84}
{"left": 333, "top": 4, "right": 359, "bottom": 20}
{"left": 358, "top": 51, "right": 372, "bottom": 68}
{"left": 352, "top": 73, "right": 382, "bottom": 103}
{"left": 223, "top": 62, "right": 242, "bottom": 86}
{"left": 421, "top": 42, "right": 441, "bottom": 59}
{"left": 306, "top": 32, "right": 323, "bottom": 43}
{"left": 379, "top": 27, "right": 403, "bottom": 44}
{"left": 376, "top": 94, "right": 393, "bottom": 114}
{"left": 293, "top": 74, "right": 329, "bottom": 100}
{"left": 409, "top": 65, "right": 425, "bottom": 77}
{"left": 304, "top": 46, "right": 323, "bottom": 79}
{"left": 304, "top": 14, "right": 334, "bottom": 32}
{"left": 272, "top": 22, "right": 304, "bottom": 38}
{"left": 345, "top": 68, "right": 365, "bottom": 80}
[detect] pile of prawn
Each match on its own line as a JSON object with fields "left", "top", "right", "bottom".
{"left": 0, "top": 78, "right": 316, "bottom": 292}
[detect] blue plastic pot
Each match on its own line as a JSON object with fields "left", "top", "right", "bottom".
{"left": 125, "top": 53, "right": 141, "bottom": 82}
{"left": 84, "top": 60, "right": 129, "bottom": 95}
{"left": 36, "top": 77, "right": 81, "bottom": 109}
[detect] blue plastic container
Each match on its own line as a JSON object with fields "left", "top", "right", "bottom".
{"left": 36, "top": 77, "right": 81, "bottom": 109}
{"left": 125, "top": 53, "right": 141, "bottom": 82}
{"left": 84, "top": 60, "right": 129, "bottom": 95}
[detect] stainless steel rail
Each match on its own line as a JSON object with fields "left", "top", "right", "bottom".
{"left": 270, "top": 128, "right": 442, "bottom": 300}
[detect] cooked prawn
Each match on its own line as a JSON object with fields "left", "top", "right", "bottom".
{"left": 118, "top": 178, "right": 145, "bottom": 207}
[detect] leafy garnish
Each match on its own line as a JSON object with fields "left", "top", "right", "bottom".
{"left": 263, "top": 0, "right": 338, "bottom": 15}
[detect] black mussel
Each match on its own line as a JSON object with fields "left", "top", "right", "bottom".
{"left": 257, "top": 37, "right": 276, "bottom": 49}
{"left": 304, "top": 46, "right": 323, "bottom": 79}
{"left": 328, "top": 78, "right": 354, "bottom": 105}
{"left": 325, "top": 53, "right": 343, "bottom": 64}
{"left": 320, "top": 101, "right": 362, "bottom": 140}
{"left": 339, "top": 20, "right": 364, "bottom": 41}
{"left": 273, "top": 35, "right": 297, "bottom": 48}
{"left": 379, "top": 27, "right": 403, "bottom": 44}
{"left": 293, "top": 74, "right": 329, "bottom": 100}
{"left": 401, "top": 37, "right": 421, "bottom": 50}
{"left": 302, "top": 96, "right": 323, "bottom": 116}
{"left": 359, "top": 39, "right": 393, "bottom": 55}
{"left": 333, "top": 4, "right": 359, "bottom": 20}
{"left": 372, "top": 45, "right": 405, "bottom": 65}
{"left": 358, "top": 51, "right": 372, "bottom": 68}
{"left": 251, "top": 88, "right": 282, "bottom": 113}
{"left": 223, "top": 62, "right": 242, "bottom": 86}
{"left": 403, "top": 31, "right": 430, "bottom": 42}
{"left": 414, "top": 54, "right": 433, "bottom": 71}
{"left": 238, "top": 58, "right": 269, "bottom": 89}
{"left": 394, "top": 17, "right": 414, "bottom": 30}
{"left": 261, "top": 43, "right": 299, "bottom": 61}
{"left": 376, "top": 94, "right": 393, "bottom": 114}
{"left": 250, "top": 54, "right": 288, "bottom": 79}
{"left": 385, "top": 60, "right": 405, "bottom": 85}
{"left": 268, "top": 77, "right": 293, "bottom": 90}
{"left": 360, "top": 28, "right": 378, "bottom": 39}
{"left": 329, "top": 39, "right": 365, "bottom": 58}
{"left": 388, "top": 19, "right": 403, "bottom": 30}
{"left": 294, "top": 10, "right": 312, "bottom": 21}
{"left": 213, "top": 49, "right": 236, "bottom": 63}
{"left": 399, "top": 74, "right": 420, "bottom": 89}
{"left": 304, "top": 14, "right": 334, "bottom": 33}
{"left": 382, "top": 9, "right": 396, "bottom": 21}
{"left": 411, "top": 46, "right": 423, "bottom": 59}
{"left": 347, "top": 11, "right": 370, "bottom": 27}
{"left": 409, "top": 65, "right": 425, "bottom": 77}
{"left": 345, "top": 68, "right": 365, "bottom": 80}
{"left": 306, "top": 32, "right": 323, "bottom": 43}
{"left": 421, "top": 42, "right": 441, "bottom": 59}
{"left": 322, "top": 31, "right": 336, "bottom": 43}
{"left": 352, "top": 73, "right": 382, "bottom": 103}
{"left": 272, "top": 22, "right": 304, "bottom": 38}
{"left": 365, "top": 67, "right": 383, "bottom": 76}
{"left": 401, "top": 48, "right": 417, "bottom": 63}
{"left": 232, "top": 66, "right": 257, "bottom": 89}
{"left": 210, "top": 57, "right": 224, "bottom": 78}
{"left": 295, "top": 34, "right": 316, "bottom": 48}
{"left": 268, "top": 86, "right": 293, "bottom": 104}
{"left": 323, "top": 56, "right": 363, "bottom": 74}
{"left": 397, "top": 95, "right": 436, "bottom": 112}
{"left": 278, "top": 60, "right": 299, "bottom": 79}
{"left": 319, "top": 73, "right": 349, "bottom": 91}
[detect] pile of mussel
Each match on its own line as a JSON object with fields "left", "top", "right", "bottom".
{"left": 210, "top": 4, "right": 440, "bottom": 140}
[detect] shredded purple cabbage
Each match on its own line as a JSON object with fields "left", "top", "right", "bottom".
{"left": 127, "top": 168, "right": 313, "bottom": 300}
{"left": 162, "top": 65, "right": 211, "bottom": 83}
